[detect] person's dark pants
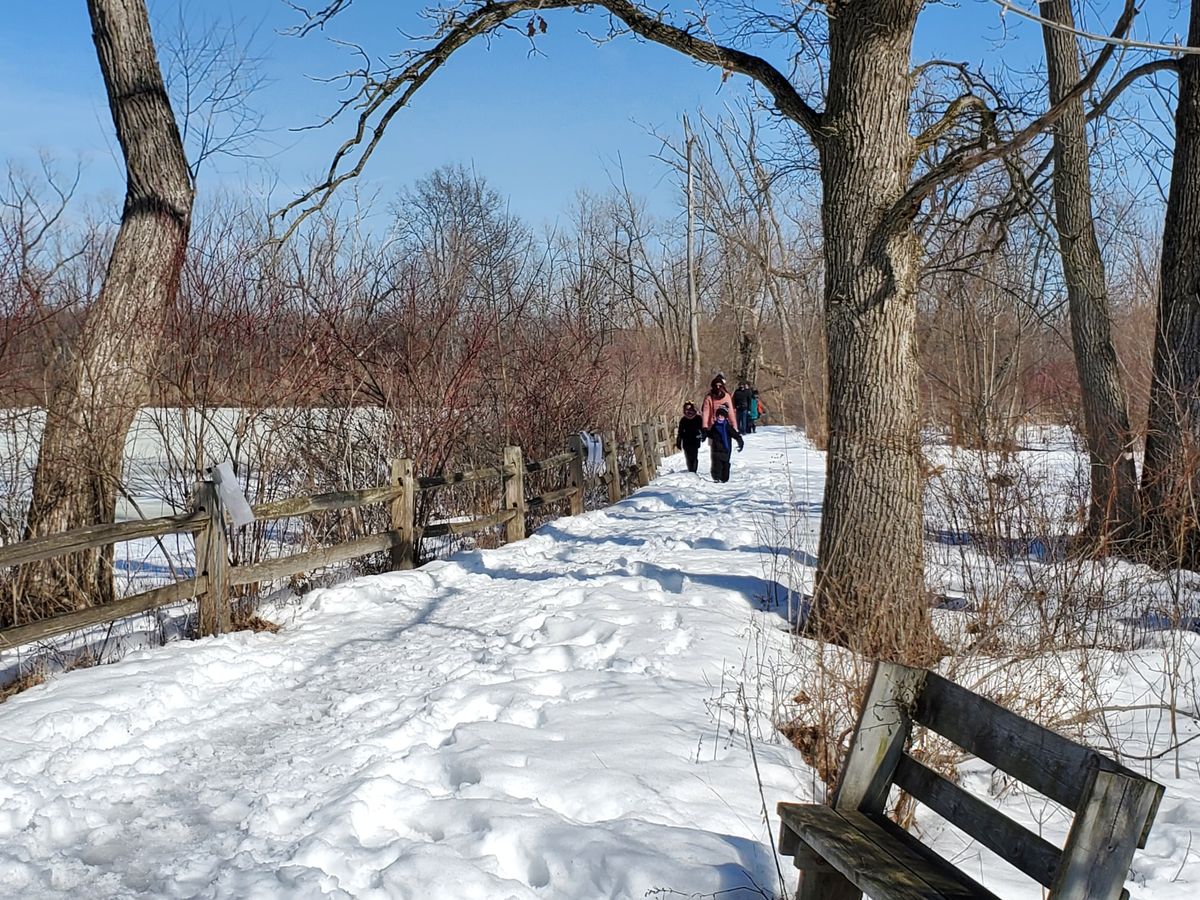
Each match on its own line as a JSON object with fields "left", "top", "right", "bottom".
{"left": 737, "top": 409, "right": 751, "bottom": 434}
{"left": 710, "top": 446, "right": 731, "bottom": 482}
{"left": 682, "top": 442, "right": 700, "bottom": 473}
{"left": 748, "top": 416, "right": 757, "bottom": 433}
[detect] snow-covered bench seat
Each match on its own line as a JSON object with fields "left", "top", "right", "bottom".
{"left": 778, "top": 661, "right": 1164, "bottom": 900}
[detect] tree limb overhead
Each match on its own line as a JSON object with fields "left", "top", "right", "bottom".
{"left": 273, "top": 0, "right": 824, "bottom": 241}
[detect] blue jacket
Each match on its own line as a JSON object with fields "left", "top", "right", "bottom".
{"left": 709, "top": 418, "right": 744, "bottom": 455}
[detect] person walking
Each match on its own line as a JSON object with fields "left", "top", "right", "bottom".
{"left": 675, "top": 400, "right": 705, "bottom": 473}
{"left": 707, "top": 406, "right": 744, "bottom": 482}
{"left": 748, "top": 389, "right": 763, "bottom": 433}
{"left": 733, "top": 381, "right": 753, "bottom": 435}
{"left": 701, "top": 376, "right": 738, "bottom": 431}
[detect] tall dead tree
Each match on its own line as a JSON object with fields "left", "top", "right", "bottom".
{"left": 684, "top": 115, "right": 701, "bottom": 389}
{"left": 21, "top": 0, "right": 194, "bottom": 610}
{"left": 1040, "top": 0, "right": 1140, "bottom": 545}
{"left": 279, "top": 0, "right": 1133, "bottom": 660}
{"left": 1143, "top": 2, "right": 1200, "bottom": 569}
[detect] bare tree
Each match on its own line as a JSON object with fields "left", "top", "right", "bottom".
{"left": 277, "top": 0, "right": 1136, "bottom": 659}
{"left": 684, "top": 116, "right": 701, "bottom": 389}
{"left": 1143, "top": 2, "right": 1200, "bottom": 569}
{"left": 664, "top": 109, "right": 816, "bottom": 392}
{"left": 606, "top": 173, "right": 691, "bottom": 363}
{"left": 159, "top": 4, "right": 268, "bottom": 180}
{"left": 920, "top": 206, "right": 1053, "bottom": 451}
{"left": 1040, "top": 0, "right": 1140, "bottom": 546}
{"left": 0, "top": 159, "right": 87, "bottom": 399}
{"left": 20, "top": 0, "right": 194, "bottom": 610}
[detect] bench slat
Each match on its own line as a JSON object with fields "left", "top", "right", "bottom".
{"left": 779, "top": 803, "right": 1001, "bottom": 900}
{"left": 1052, "top": 768, "right": 1164, "bottom": 900}
{"left": 846, "top": 811, "right": 1004, "bottom": 900}
{"left": 894, "top": 753, "right": 1062, "bottom": 888}
{"left": 914, "top": 671, "right": 1099, "bottom": 812}
{"left": 835, "top": 661, "right": 926, "bottom": 814}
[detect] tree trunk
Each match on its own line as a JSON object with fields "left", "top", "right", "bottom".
{"left": 1142, "top": 1, "right": 1200, "bottom": 569}
{"left": 685, "top": 121, "right": 702, "bottom": 388}
{"left": 811, "top": 1, "right": 932, "bottom": 661}
{"left": 1040, "top": 0, "right": 1140, "bottom": 546}
{"left": 19, "top": 0, "right": 194, "bottom": 614}
{"left": 736, "top": 306, "right": 758, "bottom": 387}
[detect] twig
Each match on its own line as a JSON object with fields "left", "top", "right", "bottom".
{"left": 739, "top": 683, "right": 787, "bottom": 899}
{"left": 990, "top": 0, "right": 1199, "bottom": 55}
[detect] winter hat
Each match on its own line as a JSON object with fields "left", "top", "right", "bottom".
{"left": 716, "top": 407, "right": 728, "bottom": 419}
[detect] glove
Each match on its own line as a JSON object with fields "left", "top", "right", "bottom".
{"left": 737, "top": 440, "right": 744, "bottom": 452}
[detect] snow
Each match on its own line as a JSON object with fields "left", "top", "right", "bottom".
{"left": 0, "top": 428, "right": 817, "bottom": 899}
{"left": 2, "top": 426, "right": 1198, "bottom": 898}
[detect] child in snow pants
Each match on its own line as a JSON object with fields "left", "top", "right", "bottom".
{"left": 676, "top": 401, "right": 705, "bottom": 473}
{"left": 707, "top": 407, "right": 744, "bottom": 482}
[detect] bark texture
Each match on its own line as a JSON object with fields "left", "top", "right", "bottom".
{"left": 1142, "top": 1, "right": 1200, "bottom": 568}
{"left": 811, "top": 0, "right": 932, "bottom": 660}
{"left": 1040, "top": 0, "right": 1140, "bottom": 544}
{"left": 20, "top": 0, "right": 194, "bottom": 612}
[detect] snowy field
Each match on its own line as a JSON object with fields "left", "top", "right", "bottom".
{"left": 0, "top": 406, "right": 395, "bottom": 523}
{"left": 1, "top": 427, "right": 1198, "bottom": 898}
{"left": 0, "top": 406, "right": 394, "bottom": 650}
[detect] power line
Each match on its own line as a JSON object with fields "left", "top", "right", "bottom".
{"left": 989, "top": 0, "right": 1200, "bottom": 56}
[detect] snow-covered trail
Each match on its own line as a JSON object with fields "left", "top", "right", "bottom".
{"left": 1, "top": 428, "right": 822, "bottom": 900}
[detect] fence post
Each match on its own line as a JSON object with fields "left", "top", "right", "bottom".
{"left": 631, "top": 425, "right": 644, "bottom": 487}
{"left": 567, "top": 433, "right": 586, "bottom": 515}
{"left": 502, "top": 445, "right": 526, "bottom": 542}
{"left": 603, "top": 429, "right": 621, "bottom": 505}
{"left": 642, "top": 423, "right": 659, "bottom": 479}
{"left": 390, "top": 458, "right": 416, "bottom": 570}
{"left": 193, "top": 479, "right": 230, "bottom": 637}
{"left": 634, "top": 424, "right": 651, "bottom": 487}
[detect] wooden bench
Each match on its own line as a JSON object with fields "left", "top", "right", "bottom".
{"left": 778, "top": 661, "right": 1164, "bottom": 900}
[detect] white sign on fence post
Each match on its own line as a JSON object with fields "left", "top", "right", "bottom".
{"left": 206, "top": 460, "right": 255, "bottom": 529}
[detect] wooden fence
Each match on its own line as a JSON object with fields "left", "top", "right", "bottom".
{"left": 0, "top": 419, "right": 676, "bottom": 651}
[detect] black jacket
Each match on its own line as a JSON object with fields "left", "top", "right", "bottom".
{"left": 732, "top": 387, "right": 753, "bottom": 411}
{"left": 676, "top": 414, "right": 705, "bottom": 448}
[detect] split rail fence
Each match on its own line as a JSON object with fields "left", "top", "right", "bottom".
{"left": 0, "top": 420, "right": 677, "bottom": 652}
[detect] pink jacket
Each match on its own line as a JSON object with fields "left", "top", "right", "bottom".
{"left": 701, "top": 390, "right": 738, "bottom": 431}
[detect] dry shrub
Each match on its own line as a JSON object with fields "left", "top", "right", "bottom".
{"left": 772, "top": 643, "right": 878, "bottom": 796}
{"left": 230, "top": 605, "right": 281, "bottom": 634}
{"left": 774, "top": 642, "right": 964, "bottom": 830}
{"left": 0, "top": 668, "right": 46, "bottom": 703}
{"left": 922, "top": 433, "right": 1182, "bottom": 656}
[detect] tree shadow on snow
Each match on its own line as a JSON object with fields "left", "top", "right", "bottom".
{"left": 528, "top": 520, "right": 819, "bottom": 568}
{"left": 610, "top": 560, "right": 811, "bottom": 630}
{"left": 925, "top": 527, "right": 1070, "bottom": 562}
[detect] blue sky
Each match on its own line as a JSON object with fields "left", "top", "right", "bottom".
{"left": 0, "top": 1, "right": 1184, "bottom": 227}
